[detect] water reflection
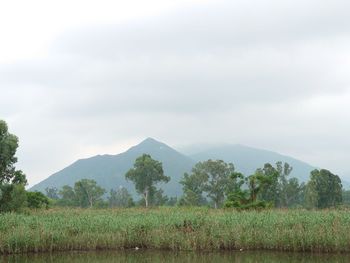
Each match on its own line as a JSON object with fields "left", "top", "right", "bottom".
{"left": 2, "top": 250, "right": 350, "bottom": 263}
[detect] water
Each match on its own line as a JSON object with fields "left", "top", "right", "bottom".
{"left": 1, "top": 250, "right": 350, "bottom": 263}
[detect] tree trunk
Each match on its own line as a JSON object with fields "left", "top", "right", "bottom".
{"left": 144, "top": 188, "right": 149, "bottom": 207}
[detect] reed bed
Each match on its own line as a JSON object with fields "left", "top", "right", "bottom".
{"left": 1, "top": 207, "right": 350, "bottom": 254}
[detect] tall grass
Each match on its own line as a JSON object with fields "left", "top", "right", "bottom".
{"left": 1, "top": 207, "right": 350, "bottom": 254}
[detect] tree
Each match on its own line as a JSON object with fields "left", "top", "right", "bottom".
{"left": 202, "top": 160, "right": 235, "bottom": 208}
{"left": 257, "top": 163, "right": 279, "bottom": 205}
{"left": 275, "top": 162, "right": 293, "bottom": 207}
{"left": 27, "top": 191, "right": 50, "bottom": 209}
{"left": 248, "top": 166, "right": 276, "bottom": 203}
{"left": 108, "top": 187, "right": 134, "bottom": 208}
{"left": 166, "top": 196, "right": 178, "bottom": 206}
{"left": 150, "top": 188, "right": 169, "bottom": 206}
{"left": 256, "top": 162, "right": 303, "bottom": 208}
{"left": 181, "top": 160, "right": 235, "bottom": 208}
{"left": 57, "top": 185, "right": 77, "bottom": 206}
{"left": 283, "top": 178, "right": 305, "bottom": 207}
{"left": 342, "top": 190, "right": 350, "bottom": 206}
{"left": 74, "top": 179, "right": 106, "bottom": 208}
{"left": 0, "top": 183, "right": 27, "bottom": 212}
{"left": 45, "top": 187, "right": 59, "bottom": 200}
{"left": 0, "top": 120, "right": 28, "bottom": 212}
{"left": 125, "top": 154, "right": 170, "bottom": 207}
{"left": 180, "top": 171, "right": 207, "bottom": 206}
{"left": 304, "top": 178, "right": 318, "bottom": 209}
{"left": 305, "top": 169, "right": 342, "bottom": 209}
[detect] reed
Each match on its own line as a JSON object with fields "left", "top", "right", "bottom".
{"left": 1, "top": 207, "right": 350, "bottom": 254}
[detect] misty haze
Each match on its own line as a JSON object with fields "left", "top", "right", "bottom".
{"left": 1, "top": 0, "right": 350, "bottom": 261}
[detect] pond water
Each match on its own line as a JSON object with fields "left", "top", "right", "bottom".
{"left": 1, "top": 250, "right": 350, "bottom": 263}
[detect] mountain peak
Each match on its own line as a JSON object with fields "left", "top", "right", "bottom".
{"left": 126, "top": 137, "right": 171, "bottom": 154}
{"left": 136, "top": 137, "right": 166, "bottom": 148}
{"left": 141, "top": 137, "right": 162, "bottom": 144}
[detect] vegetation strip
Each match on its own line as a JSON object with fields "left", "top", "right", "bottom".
{"left": 1, "top": 207, "right": 350, "bottom": 254}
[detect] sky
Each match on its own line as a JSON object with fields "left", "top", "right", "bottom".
{"left": 1, "top": 0, "right": 350, "bottom": 187}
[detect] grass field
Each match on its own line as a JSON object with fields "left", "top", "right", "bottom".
{"left": 1, "top": 207, "right": 350, "bottom": 254}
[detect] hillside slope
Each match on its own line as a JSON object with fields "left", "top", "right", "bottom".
{"left": 188, "top": 144, "right": 316, "bottom": 182}
{"left": 30, "top": 138, "right": 196, "bottom": 197}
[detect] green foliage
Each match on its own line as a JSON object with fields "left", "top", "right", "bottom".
{"left": 305, "top": 169, "right": 342, "bottom": 209}
{"left": 0, "top": 120, "right": 28, "bottom": 213}
{"left": 149, "top": 188, "right": 168, "bottom": 206}
{"left": 0, "top": 120, "right": 19, "bottom": 184}
{"left": 283, "top": 177, "right": 305, "bottom": 208}
{"left": 55, "top": 180, "right": 106, "bottom": 208}
{"left": 224, "top": 170, "right": 273, "bottom": 210}
{"left": 256, "top": 163, "right": 279, "bottom": 204}
{"left": 2, "top": 207, "right": 350, "bottom": 254}
{"left": 342, "top": 190, "right": 350, "bottom": 206}
{"left": 180, "top": 159, "right": 235, "bottom": 208}
{"left": 57, "top": 185, "right": 77, "bottom": 206}
{"left": 108, "top": 187, "right": 134, "bottom": 208}
{"left": 45, "top": 187, "right": 59, "bottom": 200}
{"left": 125, "top": 154, "right": 170, "bottom": 207}
{"left": 224, "top": 199, "right": 270, "bottom": 210}
{"left": 180, "top": 172, "right": 207, "bottom": 206}
{"left": 255, "top": 162, "right": 305, "bottom": 208}
{"left": 0, "top": 184, "right": 27, "bottom": 212}
{"left": 224, "top": 162, "right": 305, "bottom": 209}
{"left": 74, "top": 179, "right": 106, "bottom": 208}
{"left": 166, "top": 196, "right": 178, "bottom": 206}
{"left": 26, "top": 191, "right": 50, "bottom": 209}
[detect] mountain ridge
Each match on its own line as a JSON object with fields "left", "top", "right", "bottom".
{"left": 31, "top": 138, "right": 346, "bottom": 196}
{"left": 30, "top": 138, "right": 196, "bottom": 197}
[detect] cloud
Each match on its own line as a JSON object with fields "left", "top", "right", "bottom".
{"left": 1, "top": 0, "right": 350, "bottom": 185}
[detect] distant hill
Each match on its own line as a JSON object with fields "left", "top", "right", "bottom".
{"left": 188, "top": 144, "right": 316, "bottom": 182}
{"left": 30, "top": 138, "right": 196, "bottom": 197}
{"left": 31, "top": 138, "right": 348, "bottom": 197}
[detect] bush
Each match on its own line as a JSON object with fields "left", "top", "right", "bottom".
{"left": 26, "top": 191, "right": 50, "bottom": 209}
{"left": 0, "top": 184, "right": 27, "bottom": 212}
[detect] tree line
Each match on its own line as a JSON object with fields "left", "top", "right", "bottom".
{"left": 0, "top": 119, "right": 347, "bottom": 212}
{"left": 44, "top": 154, "right": 344, "bottom": 210}
{"left": 0, "top": 120, "right": 50, "bottom": 212}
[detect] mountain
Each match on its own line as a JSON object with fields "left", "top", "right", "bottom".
{"left": 30, "top": 138, "right": 196, "bottom": 197}
{"left": 187, "top": 144, "right": 316, "bottom": 182}
{"left": 31, "top": 138, "right": 347, "bottom": 197}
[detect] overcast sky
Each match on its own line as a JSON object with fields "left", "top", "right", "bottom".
{"left": 1, "top": 0, "right": 350, "bottom": 186}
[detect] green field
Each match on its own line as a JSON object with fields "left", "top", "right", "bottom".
{"left": 1, "top": 207, "right": 350, "bottom": 254}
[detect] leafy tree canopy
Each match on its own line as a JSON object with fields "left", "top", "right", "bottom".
{"left": 125, "top": 154, "right": 170, "bottom": 207}
{"left": 0, "top": 120, "right": 27, "bottom": 212}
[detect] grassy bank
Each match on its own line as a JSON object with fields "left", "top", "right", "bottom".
{"left": 1, "top": 207, "right": 350, "bottom": 254}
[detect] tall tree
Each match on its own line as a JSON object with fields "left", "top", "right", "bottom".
{"left": 58, "top": 185, "right": 77, "bottom": 206}
{"left": 74, "top": 179, "right": 106, "bottom": 208}
{"left": 247, "top": 169, "right": 274, "bottom": 202}
{"left": 204, "top": 160, "right": 235, "bottom": 208}
{"left": 258, "top": 163, "right": 279, "bottom": 205}
{"left": 180, "top": 171, "right": 207, "bottom": 206}
{"left": 276, "top": 162, "right": 293, "bottom": 207}
{"left": 257, "top": 162, "right": 303, "bottom": 208}
{"left": 305, "top": 169, "right": 342, "bottom": 209}
{"left": 125, "top": 154, "right": 170, "bottom": 207}
{"left": 283, "top": 178, "right": 305, "bottom": 207}
{"left": 180, "top": 159, "right": 236, "bottom": 208}
{"left": 0, "top": 120, "right": 27, "bottom": 212}
{"left": 108, "top": 187, "right": 134, "bottom": 208}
